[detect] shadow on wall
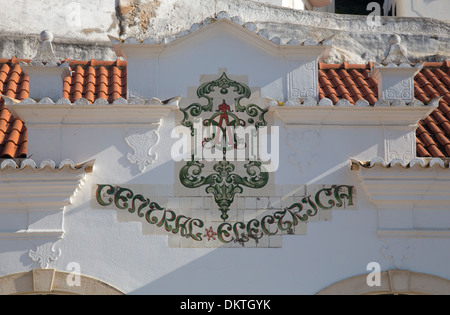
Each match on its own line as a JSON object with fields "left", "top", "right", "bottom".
{"left": 127, "top": 208, "right": 384, "bottom": 295}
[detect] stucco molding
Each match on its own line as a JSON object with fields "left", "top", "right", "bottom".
{"left": 5, "top": 102, "right": 177, "bottom": 127}
{"left": 384, "top": 130, "right": 415, "bottom": 162}
{"left": 351, "top": 157, "right": 450, "bottom": 212}
{"left": 28, "top": 240, "right": 62, "bottom": 269}
{"left": 270, "top": 98, "right": 438, "bottom": 127}
{"left": 0, "top": 269, "right": 124, "bottom": 295}
{"left": 125, "top": 128, "right": 159, "bottom": 173}
{"left": 370, "top": 63, "right": 423, "bottom": 102}
{"left": 317, "top": 270, "right": 450, "bottom": 295}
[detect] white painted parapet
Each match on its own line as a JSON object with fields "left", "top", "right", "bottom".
{"left": 19, "top": 31, "right": 71, "bottom": 101}
{"left": 110, "top": 12, "right": 331, "bottom": 102}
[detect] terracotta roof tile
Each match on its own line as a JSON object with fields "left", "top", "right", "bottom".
{"left": 441, "top": 121, "right": 450, "bottom": 134}
{"left": 318, "top": 62, "right": 378, "bottom": 105}
{"left": 6, "top": 128, "right": 22, "bottom": 146}
{"left": 413, "top": 62, "right": 450, "bottom": 157}
{"left": 318, "top": 61, "right": 450, "bottom": 158}
{"left": 0, "top": 58, "right": 449, "bottom": 160}
{"left": 62, "top": 59, "right": 127, "bottom": 103}
{"left": 0, "top": 107, "right": 11, "bottom": 121}
{"left": 0, "top": 58, "right": 28, "bottom": 158}
{"left": 416, "top": 141, "right": 429, "bottom": 157}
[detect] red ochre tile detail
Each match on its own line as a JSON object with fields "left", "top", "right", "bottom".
{"left": 0, "top": 57, "right": 449, "bottom": 159}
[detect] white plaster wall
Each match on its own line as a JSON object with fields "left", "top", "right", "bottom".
{"left": 252, "top": 0, "right": 305, "bottom": 10}
{"left": 126, "top": 28, "right": 290, "bottom": 101}
{"left": 63, "top": 120, "right": 450, "bottom": 294}
{"left": 1, "top": 0, "right": 117, "bottom": 41}
{"left": 123, "top": 21, "right": 327, "bottom": 102}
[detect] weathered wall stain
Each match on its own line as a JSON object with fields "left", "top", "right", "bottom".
{"left": 116, "top": 0, "right": 161, "bottom": 37}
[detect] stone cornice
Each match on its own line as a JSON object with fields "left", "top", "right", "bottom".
{"left": 110, "top": 12, "right": 332, "bottom": 60}
{"left": 351, "top": 157, "right": 450, "bottom": 238}
{"left": 350, "top": 157, "right": 450, "bottom": 170}
{"left": 5, "top": 100, "right": 177, "bottom": 126}
{"left": 0, "top": 159, "right": 94, "bottom": 240}
{"left": 270, "top": 98, "right": 439, "bottom": 127}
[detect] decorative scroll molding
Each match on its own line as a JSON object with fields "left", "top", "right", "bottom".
{"left": 3, "top": 96, "right": 181, "bottom": 106}
{"left": 5, "top": 102, "right": 176, "bottom": 127}
{"left": 381, "top": 239, "right": 413, "bottom": 270}
{"left": 0, "top": 158, "right": 94, "bottom": 171}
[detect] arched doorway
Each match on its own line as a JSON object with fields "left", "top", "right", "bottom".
{"left": 0, "top": 269, "right": 124, "bottom": 295}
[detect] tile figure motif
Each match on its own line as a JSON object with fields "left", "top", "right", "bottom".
{"left": 178, "top": 71, "right": 270, "bottom": 221}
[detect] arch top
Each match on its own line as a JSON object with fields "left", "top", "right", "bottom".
{"left": 0, "top": 269, "right": 124, "bottom": 295}
{"left": 317, "top": 270, "right": 450, "bottom": 295}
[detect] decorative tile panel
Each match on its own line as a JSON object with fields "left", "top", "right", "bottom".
{"left": 174, "top": 70, "right": 275, "bottom": 221}
{"left": 92, "top": 184, "right": 357, "bottom": 248}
